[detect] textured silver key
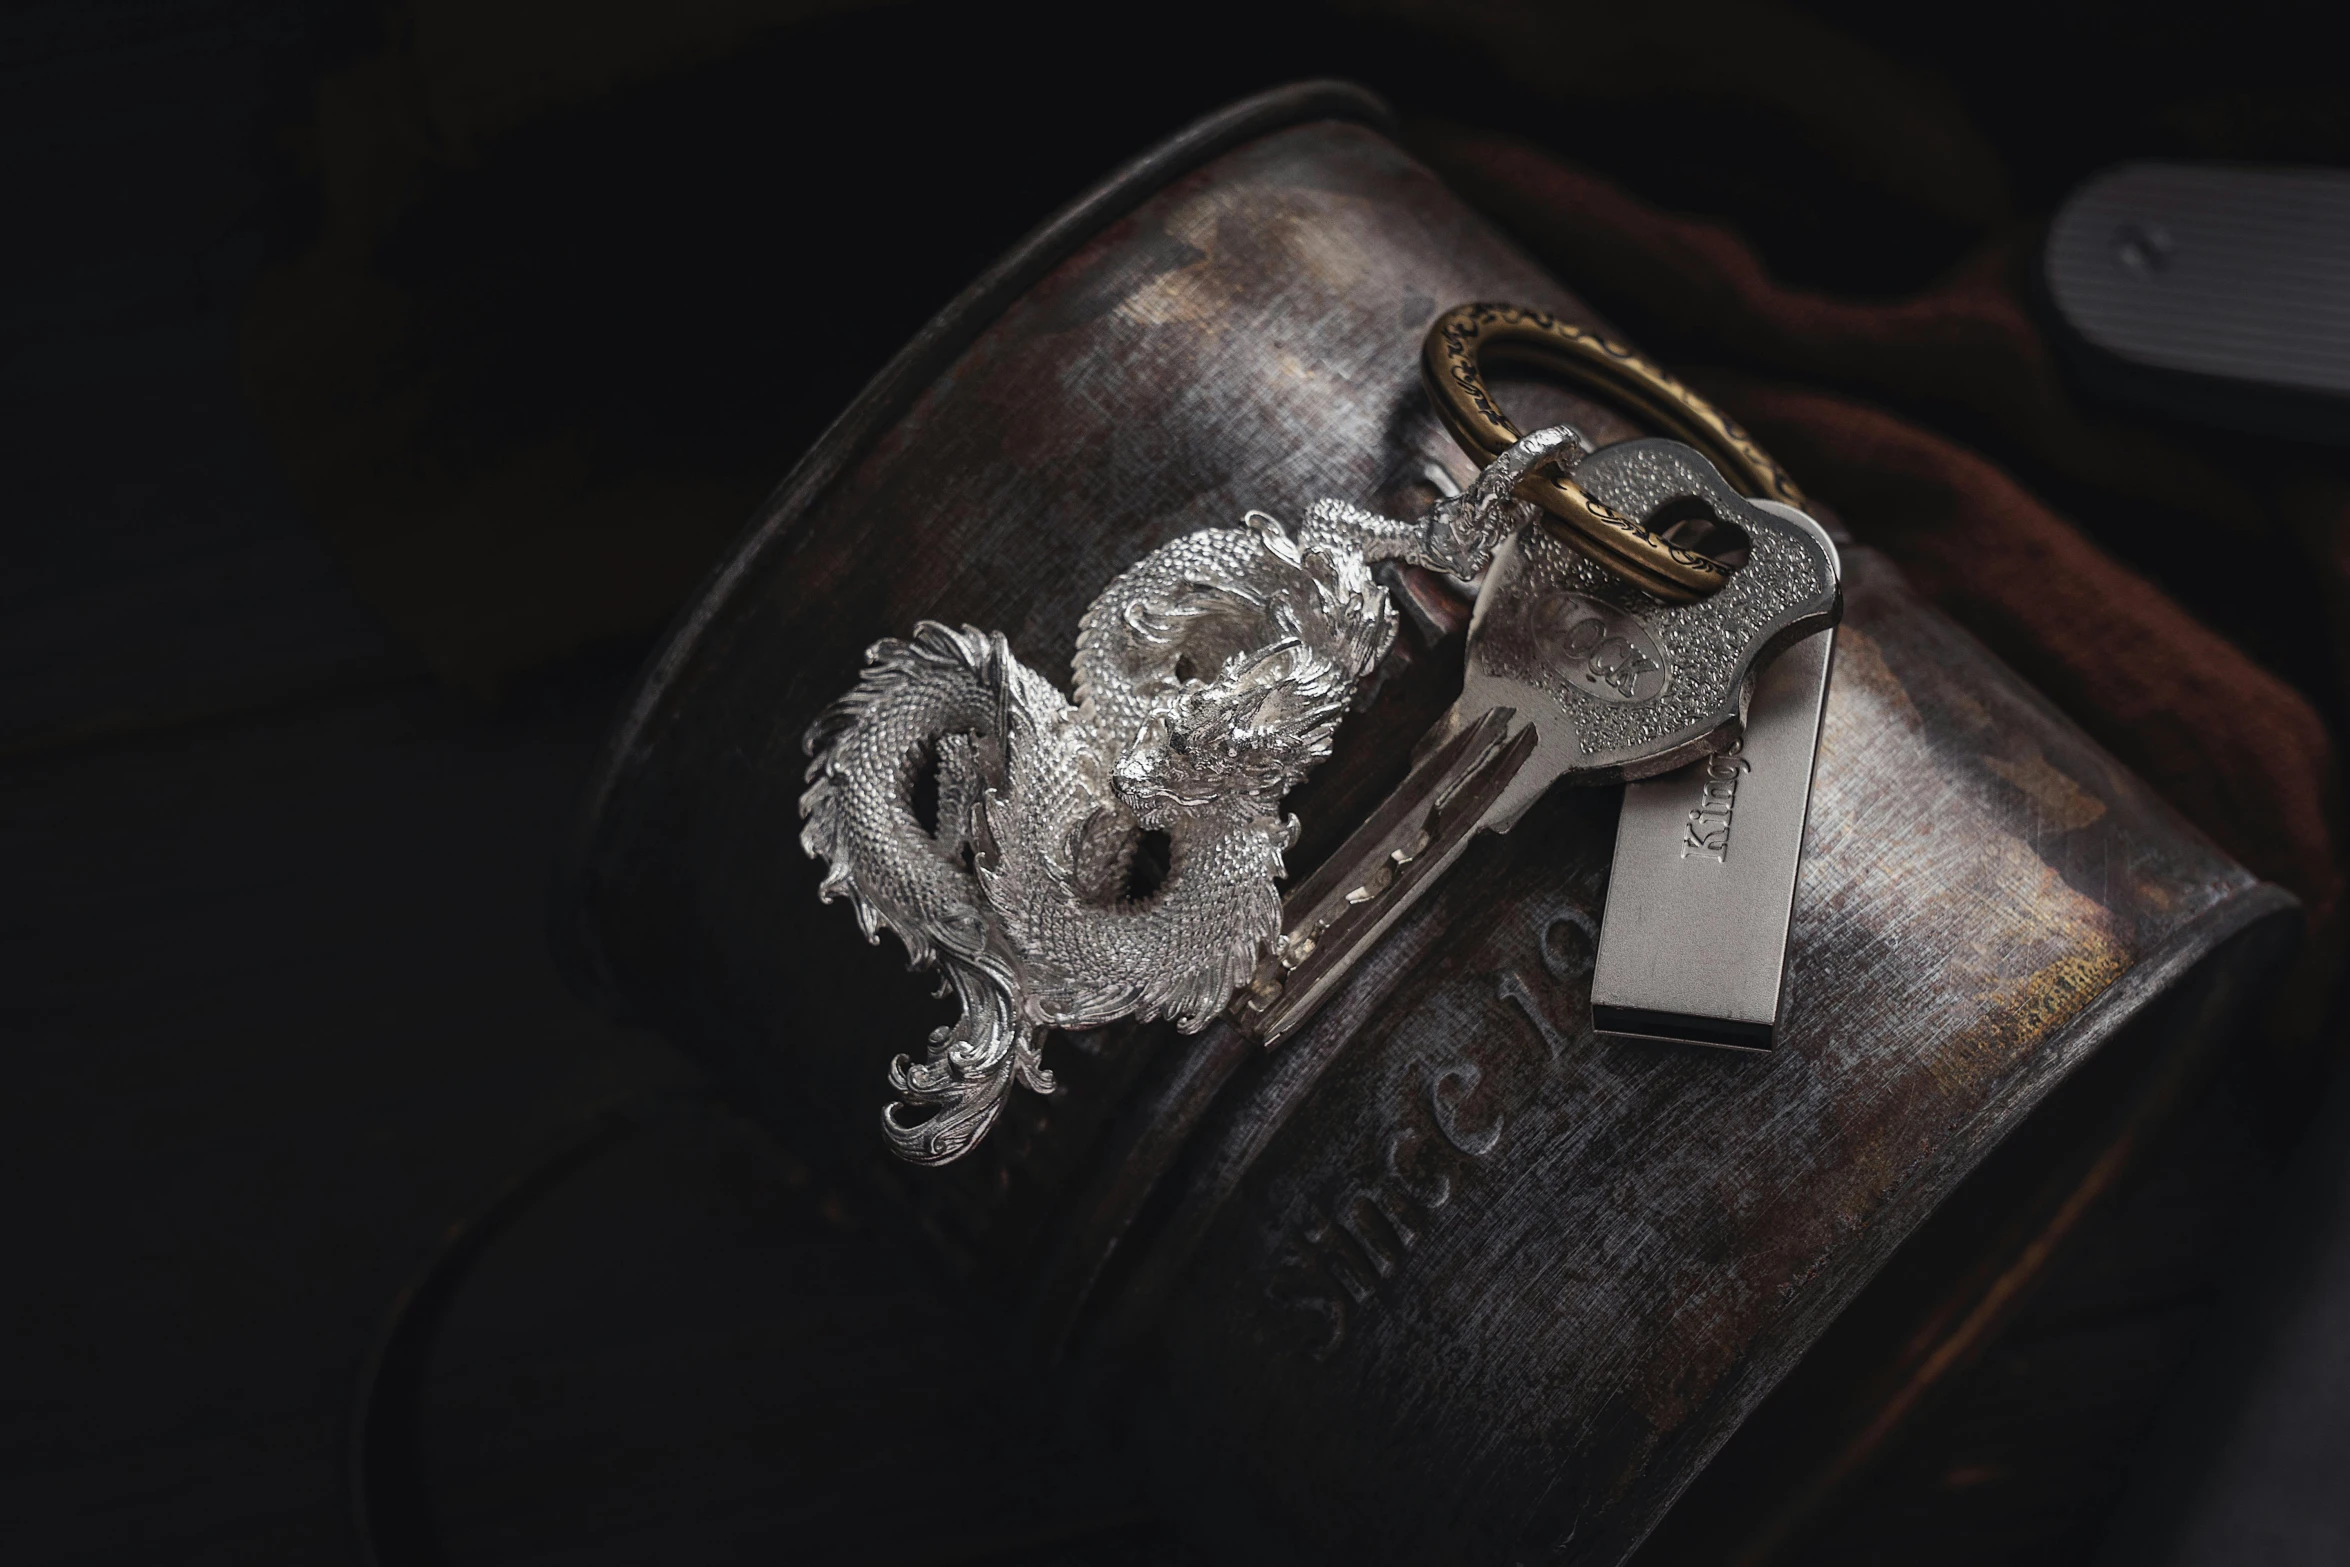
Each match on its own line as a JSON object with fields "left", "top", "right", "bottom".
{"left": 1237, "top": 439, "right": 1841, "bottom": 1048}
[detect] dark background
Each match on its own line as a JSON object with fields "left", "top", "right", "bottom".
{"left": 8, "top": 1, "right": 2350, "bottom": 1562}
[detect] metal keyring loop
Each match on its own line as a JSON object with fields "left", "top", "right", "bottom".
{"left": 1420, "top": 302, "right": 1808, "bottom": 601}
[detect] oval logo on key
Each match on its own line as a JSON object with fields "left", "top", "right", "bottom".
{"left": 1536, "top": 593, "right": 1668, "bottom": 703}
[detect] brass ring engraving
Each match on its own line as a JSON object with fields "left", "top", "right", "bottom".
{"left": 1421, "top": 302, "right": 1806, "bottom": 601}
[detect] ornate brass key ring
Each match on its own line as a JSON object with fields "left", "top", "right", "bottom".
{"left": 1421, "top": 302, "right": 1808, "bottom": 601}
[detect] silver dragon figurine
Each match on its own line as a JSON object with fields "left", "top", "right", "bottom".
{"left": 799, "top": 430, "right": 1579, "bottom": 1163}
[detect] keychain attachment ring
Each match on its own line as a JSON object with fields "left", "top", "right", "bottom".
{"left": 1421, "top": 302, "right": 1807, "bottom": 601}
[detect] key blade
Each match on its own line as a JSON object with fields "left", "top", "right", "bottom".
{"left": 1236, "top": 707, "right": 1535, "bottom": 1048}
{"left": 1270, "top": 707, "right": 1506, "bottom": 934}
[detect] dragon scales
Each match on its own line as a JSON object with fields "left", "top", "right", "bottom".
{"left": 799, "top": 434, "right": 1575, "bottom": 1163}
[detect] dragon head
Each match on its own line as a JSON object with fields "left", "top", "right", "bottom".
{"left": 1112, "top": 636, "right": 1359, "bottom": 830}
{"left": 1111, "top": 522, "right": 1396, "bottom": 831}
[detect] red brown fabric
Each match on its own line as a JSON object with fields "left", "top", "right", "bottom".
{"left": 1704, "top": 375, "right": 2341, "bottom": 929}
{"left": 1411, "top": 120, "right": 2269, "bottom": 535}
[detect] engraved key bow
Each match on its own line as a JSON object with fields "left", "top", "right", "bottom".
{"left": 801, "top": 422, "right": 1837, "bottom": 1162}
